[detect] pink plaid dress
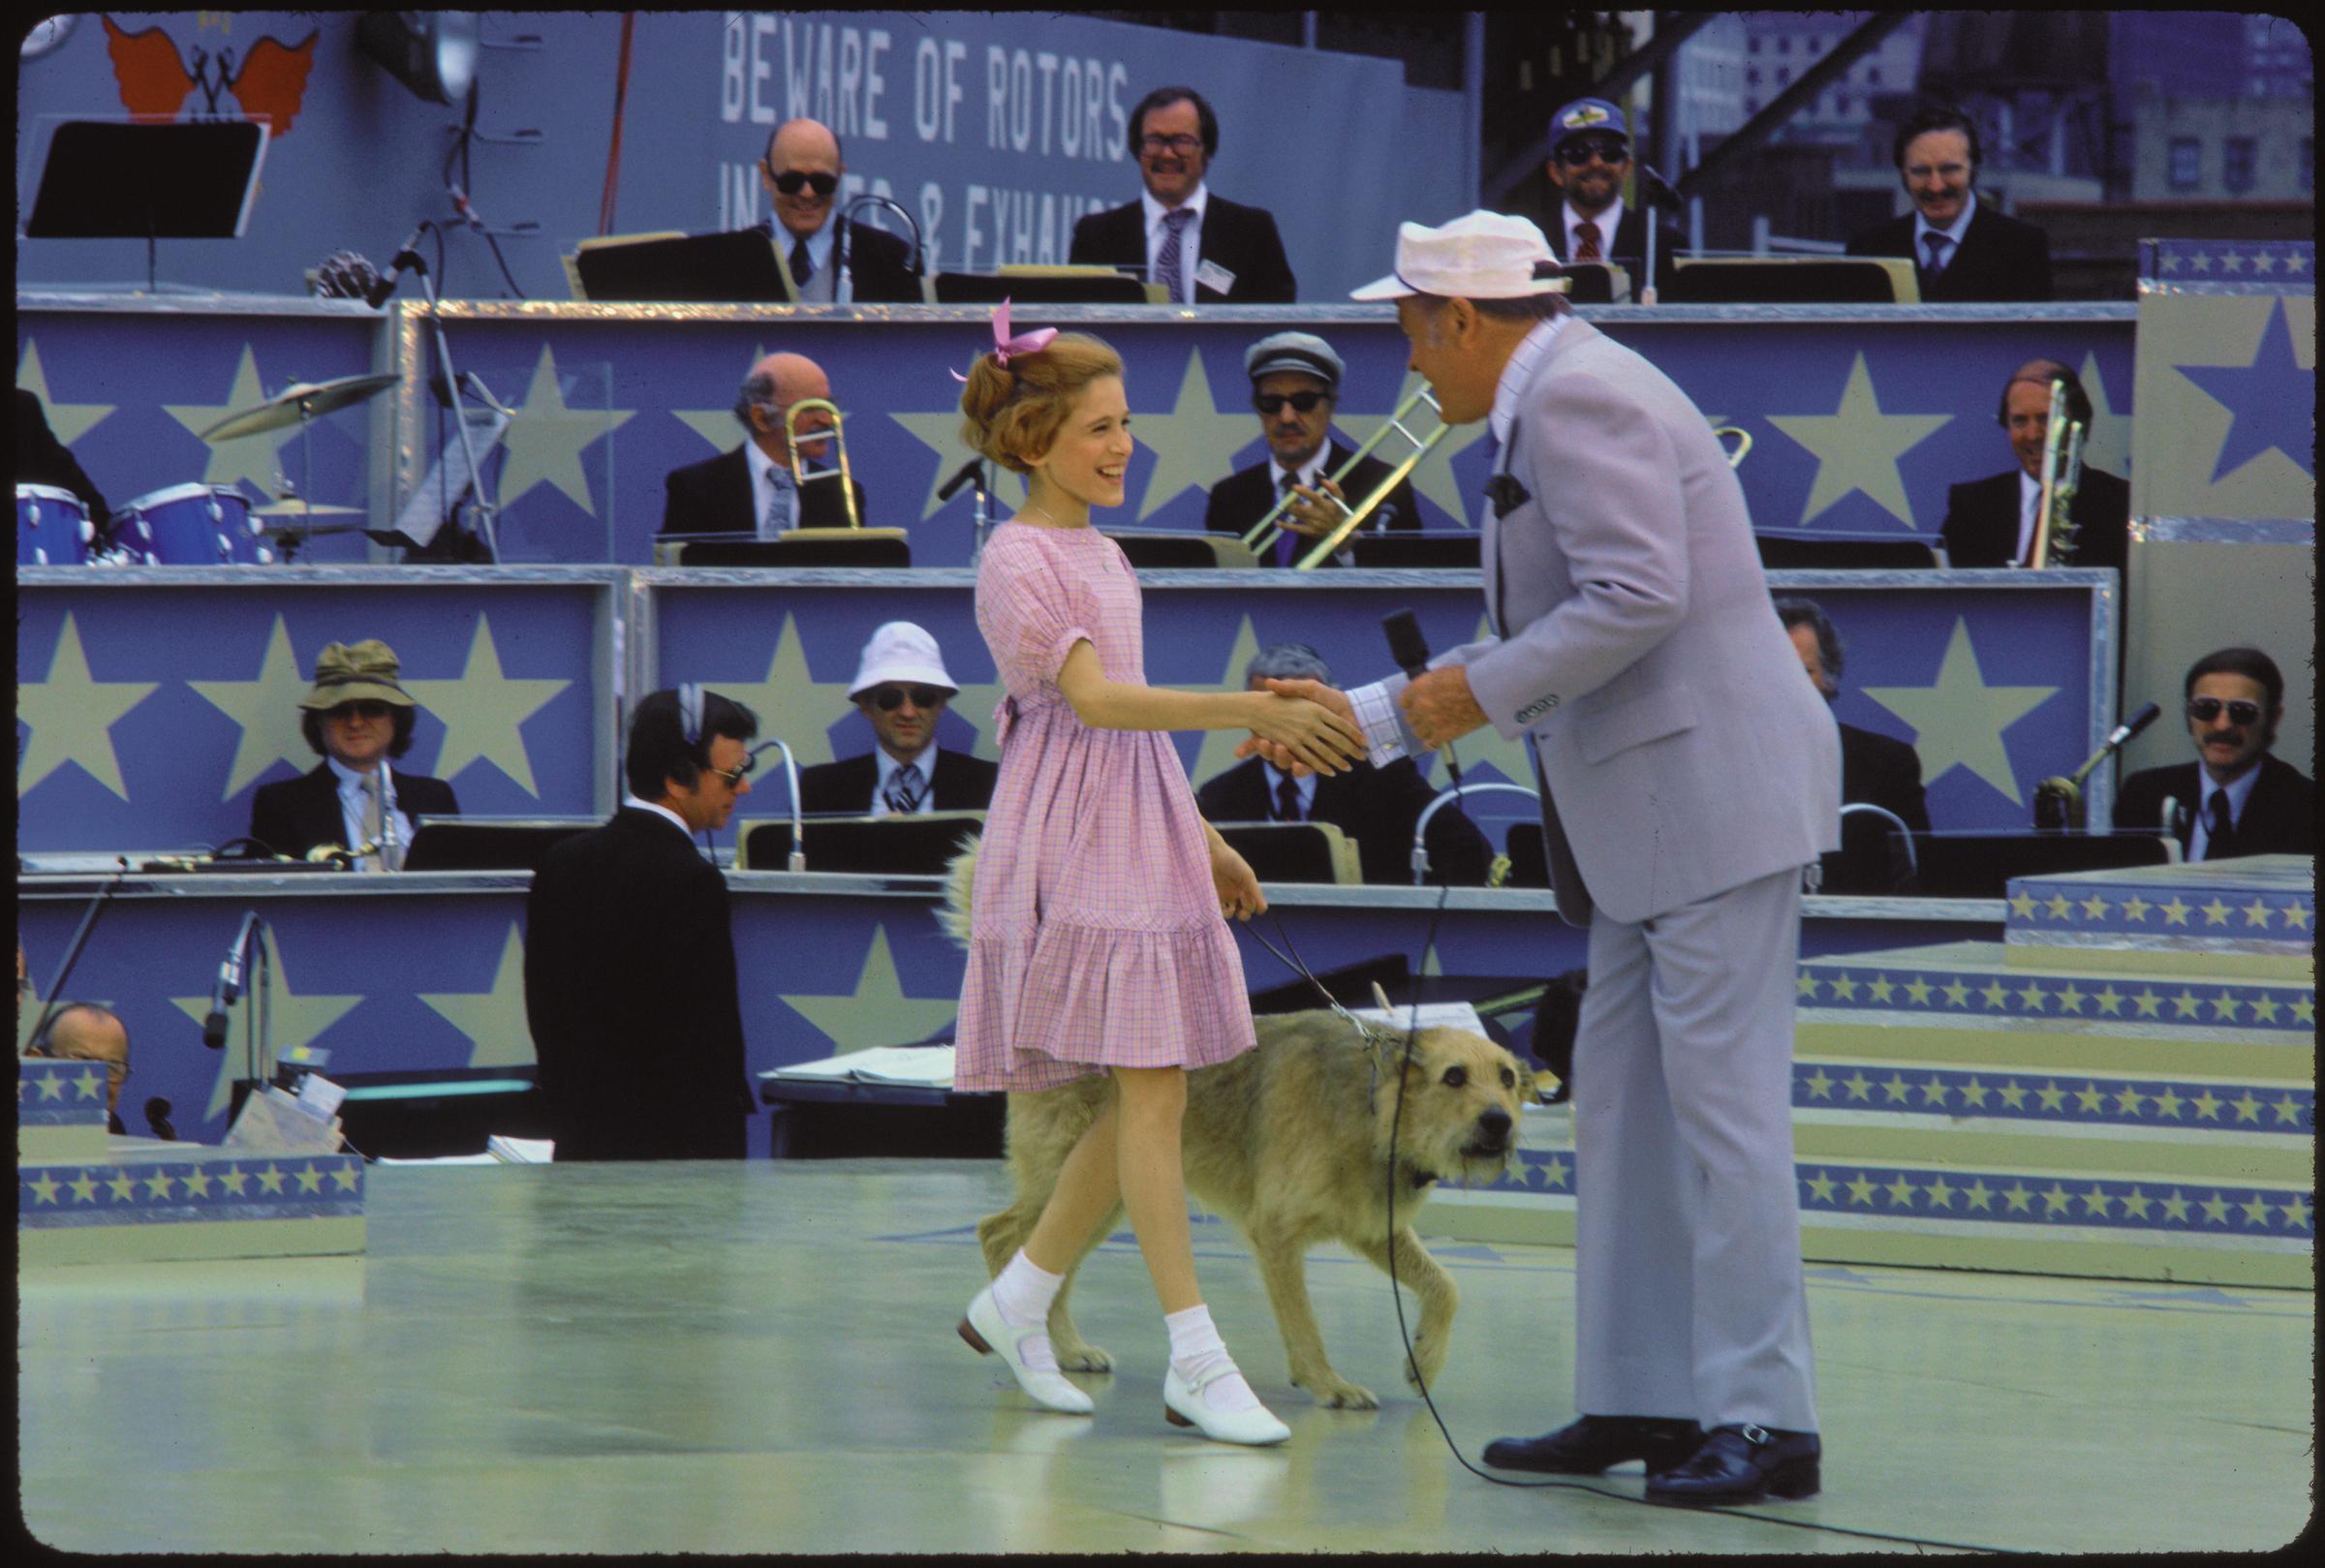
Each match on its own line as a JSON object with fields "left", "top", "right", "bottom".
{"left": 953, "top": 521, "right": 1256, "bottom": 1091}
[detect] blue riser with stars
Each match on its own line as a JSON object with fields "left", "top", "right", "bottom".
{"left": 2001, "top": 855, "right": 2313, "bottom": 980}
{"left": 19, "top": 1145, "right": 367, "bottom": 1267}
{"left": 17, "top": 1057, "right": 111, "bottom": 1163}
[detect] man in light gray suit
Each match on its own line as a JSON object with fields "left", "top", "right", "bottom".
{"left": 1252, "top": 211, "right": 1839, "bottom": 1505}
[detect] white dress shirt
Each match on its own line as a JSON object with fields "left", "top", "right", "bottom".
{"left": 783, "top": 215, "right": 853, "bottom": 304}
{"left": 326, "top": 756, "right": 414, "bottom": 871}
{"left": 621, "top": 795, "right": 694, "bottom": 837}
{"left": 2189, "top": 764, "right": 2263, "bottom": 860}
{"left": 1912, "top": 189, "right": 1978, "bottom": 275}
{"left": 1141, "top": 184, "right": 1209, "bottom": 305}
{"left": 2015, "top": 469, "right": 2044, "bottom": 565}
{"left": 870, "top": 747, "right": 939, "bottom": 817}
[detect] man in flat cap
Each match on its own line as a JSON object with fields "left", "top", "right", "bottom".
{"left": 249, "top": 640, "right": 459, "bottom": 867}
{"left": 1248, "top": 211, "right": 1837, "bottom": 1505}
{"left": 795, "top": 622, "right": 998, "bottom": 815}
{"left": 1541, "top": 98, "right": 1682, "bottom": 286}
{"left": 1203, "top": 331, "right": 1420, "bottom": 569}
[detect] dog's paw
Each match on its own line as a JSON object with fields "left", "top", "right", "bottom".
{"left": 1298, "top": 1374, "right": 1379, "bottom": 1410}
{"left": 1054, "top": 1341, "right": 1113, "bottom": 1373}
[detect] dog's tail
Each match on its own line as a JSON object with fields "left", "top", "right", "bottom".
{"left": 940, "top": 836, "right": 980, "bottom": 946}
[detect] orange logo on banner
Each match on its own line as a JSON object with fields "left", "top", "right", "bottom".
{"left": 103, "top": 15, "right": 318, "bottom": 137}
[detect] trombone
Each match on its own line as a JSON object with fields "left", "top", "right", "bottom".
{"left": 1712, "top": 423, "right": 1752, "bottom": 469}
{"left": 784, "top": 397, "right": 860, "bottom": 530}
{"left": 2029, "top": 378, "right": 2084, "bottom": 569}
{"left": 1241, "top": 384, "right": 1450, "bottom": 569}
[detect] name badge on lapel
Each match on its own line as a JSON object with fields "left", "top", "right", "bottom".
{"left": 1194, "top": 260, "right": 1236, "bottom": 295}
{"left": 1485, "top": 473, "right": 1532, "bottom": 518}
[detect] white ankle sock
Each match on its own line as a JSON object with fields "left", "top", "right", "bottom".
{"left": 1165, "top": 1303, "right": 1260, "bottom": 1413}
{"left": 992, "top": 1250, "right": 1065, "bottom": 1329}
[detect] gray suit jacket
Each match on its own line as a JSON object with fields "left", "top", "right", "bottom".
{"left": 1388, "top": 319, "right": 1840, "bottom": 925}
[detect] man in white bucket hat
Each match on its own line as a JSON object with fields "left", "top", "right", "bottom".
{"left": 795, "top": 621, "right": 998, "bottom": 815}
{"left": 1256, "top": 209, "right": 1840, "bottom": 1505}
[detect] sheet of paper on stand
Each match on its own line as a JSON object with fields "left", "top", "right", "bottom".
{"left": 764, "top": 1045, "right": 956, "bottom": 1088}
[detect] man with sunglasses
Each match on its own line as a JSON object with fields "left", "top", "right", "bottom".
{"left": 755, "top": 117, "right": 919, "bottom": 304}
{"left": 1202, "top": 332, "right": 1419, "bottom": 569}
{"left": 1540, "top": 99, "right": 1681, "bottom": 286}
{"left": 1067, "top": 85, "right": 1296, "bottom": 304}
{"left": 2116, "top": 648, "right": 2314, "bottom": 861}
{"left": 796, "top": 622, "right": 998, "bottom": 815}
{"left": 249, "top": 640, "right": 458, "bottom": 867}
{"left": 525, "top": 687, "right": 762, "bottom": 1160}
{"left": 661, "top": 351, "right": 869, "bottom": 538}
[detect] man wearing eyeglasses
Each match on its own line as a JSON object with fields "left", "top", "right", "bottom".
{"left": 661, "top": 351, "right": 869, "bottom": 539}
{"left": 796, "top": 622, "right": 998, "bottom": 815}
{"left": 2115, "top": 647, "right": 2314, "bottom": 860}
{"left": 1203, "top": 332, "right": 1420, "bottom": 569}
{"left": 1844, "top": 106, "right": 2052, "bottom": 302}
{"left": 1540, "top": 99, "right": 1681, "bottom": 285}
{"left": 525, "top": 687, "right": 762, "bottom": 1160}
{"left": 756, "top": 117, "right": 920, "bottom": 304}
{"left": 249, "top": 640, "right": 459, "bottom": 867}
{"left": 1067, "top": 86, "right": 1297, "bottom": 304}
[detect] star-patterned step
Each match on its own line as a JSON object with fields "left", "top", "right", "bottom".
{"left": 1797, "top": 942, "right": 2314, "bottom": 1038}
{"left": 18, "top": 1150, "right": 365, "bottom": 1234}
{"left": 16, "top": 1057, "right": 109, "bottom": 1127}
{"left": 1789, "top": 1061, "right": 2311, "bottom": 1135}
{"left": 2001, "top": 854, "right": 2313, "bottom": 978}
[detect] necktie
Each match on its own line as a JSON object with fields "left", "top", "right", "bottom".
{"left": 2204, "top": 790, "right": 2238, "bottom": 861}
{"left": 1274, "top": 472, "right": 1299, "bottom": 567}
{"left": 760, "top": 469, "right": 794, "bottom": 539}
{"left": 1922, "top": 231, "right": 1949, "bottom": 277}
{"left": 359, "top": 772, "right": 387, "bottom": 872}
{"left": 1574, "top": 219, "right": 1603, "bottom": 262}
{"left": 790, "top": 235, "right": 814, "bottom": 292}
{"left": 884, "top": 762, "right": 924, "bottom": 816}
{"left": 1156, "top": 208, "right": 1194, "bottom": 302}
{"left": 1274, "top": 773, "right": 1303, "bottom": 822}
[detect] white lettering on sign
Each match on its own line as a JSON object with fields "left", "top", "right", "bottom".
{"left": 721, "top": 13, "right": 746, "bottom": 123}
{"left": 1059, "top": 57, "right": 1082, "bottom": 158}
{"left": 1105, "top": 62, "right": 1128, "bottom": 161}
{"left": 748, "top": 15, "right": 778, "bottom": 126}
{"left": 864, "top": 29, "right": 890, "bottom": 138}
{"left": 1034, "top": 52, "right": 1059, "bottom": 156}
{"left": 985, "top": 46, "right": 1008, "bottom": 150}
{"left": 838, "top": 27, "right": 862, "bottom": 135}
{"left": 918, "top": 181, "right": 944, "bottom": 270}
{"left": 721, "top": 161, "right": 762, "bottom": 232}
{"left": 964, "top": 184, "right": 990, "bottom": 272}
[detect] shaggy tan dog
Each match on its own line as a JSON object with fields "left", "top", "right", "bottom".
{"left": 948, "top": 845, "right": 1532, "bottom": 1408}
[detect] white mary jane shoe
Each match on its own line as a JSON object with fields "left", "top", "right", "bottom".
{"left": 959, "top": 1284, "right": 1094, "bottom": 1415}
{"left": 1162, "top": 1362, "right": 1290, "bottom": 1446}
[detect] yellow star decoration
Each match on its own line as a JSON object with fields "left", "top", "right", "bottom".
{"left": 1926, "top": 1175, "right": 1957, "bottom": 1209}
{"left": 181, "top": 1168, "right": 213, "bottom": 1199}
{"left": 1861, "top": 618, "right": 2057, "bottom": 805}
{"left": 188, "top": 615, "right": 322, "bottom": 800}
{"left": 2008, "top": 890, "right": 2037, "bottom": 919}
{"left": 400, "top": 615, "right": 573, "bottom": 797}
{"left": 257, "top": 1163, "right": 287, "bottom": 1194}
{"left": 2081, "top": 894, "right": 2111, "bottom": 920}
{"left": 68, "top": 1172, "right": 98, "bottom": 1203}
{"left": 890, "top": 408, "right": 1028, "bottom": 523}
{"left": 1132, "top": 348, "right": 1262, "bottom": 523}
{"left": 494, "top": 345, "right": 637, "bottom": 515}
{"left": 1333, "top": 370, "right": 1496, "bottom": 529}
{"left": 26, "top": 1172, "right": 62, "bottom": 1205}
{"left": 669, "top": 341, "right": 771, "bottom": 456}
{"left": 1766, "top": 352, "right": 1952, "bottom": 529}
{"left": 2119, "top": 895, "right": 2152, "bottom": 922}
{"left": 2151, "top": 1086, "right": 2185, "bottom": 1119}
{"left": 2073, "top": 351, "right": 2133, "bottom": 485}
{"left": 777, "top": 924, "right": 961, "bottom": 1054}
{"left": 1805, "top": 1171, "right": 1837, "bottom": 1204}
{"left": 16, "top": 612, "right": 161, "bottom": 800}
{"left": 17, "top": 339, "right": 115, "bottom": 446}
{"left": 1183, "top": 615, "right": 1267, "bottom": 792}
{"left": 2201, "top": 899, "right": 2233, "bottom": 927}
{"left": 701, "top": 611, "right": 863, "bottom": 776}
{"left": 418, "top": 923, "right": 538, "bottom": 1070}
{"left": 2242, "top": 899, "right": 2274, "bottom": 928}
{"left": 2044, "top": 893, "right": 2073, "bottom": 920}
{"left": 172, "top": 931, "right": 365, "bottom": 1122}
{"left": 162, "top": 344, "right": 307, "bottom": 493}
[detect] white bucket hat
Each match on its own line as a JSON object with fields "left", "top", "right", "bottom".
{"left": 849, "top": 621, "right": 958, "bottom": 698}
{"left": 1350, "top": 209, "right": 1568, "bottom": 301}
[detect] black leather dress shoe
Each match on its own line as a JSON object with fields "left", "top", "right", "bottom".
{"left": 1482, "top": 1414, "right": 1704, "bottom": 1475}
{"left": 1645, "top": 1423, "right": 1821, "bottom": 1505}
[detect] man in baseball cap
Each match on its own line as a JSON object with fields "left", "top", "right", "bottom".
{"left": 1203, "top": 329, "right": 1420, "bottom": 567}
{"left": 794, "top": 621, "right": 998, "bottom": 815}
{"left": 249, "top": 639, "right": 460, "bottom": 866}
{"left": 1541, "top": 96, "right": 1681, "bottom": 283}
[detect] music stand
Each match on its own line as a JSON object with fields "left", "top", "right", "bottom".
{"left": 401, "top": 817, "right": 596, "bottom": 873}
{"left": 1102, "top": 531, "right": 1256, "bottom": 569}
{"left": 1661, "top": 256, "right": 1917, "bottom": 305}
{"left": 739, "top": 813, "right": 985, "bottom": 875}
{"left": 571, "top": 229, "right": 793, "bottom": 303}
{"left": 1558, "top": 262, "right": 1630, "bottom": 304}
{"left": 933, "top": 268, "right": 1153, "bottom": 304}
{"left": 1755, "top": 534, "right": 1942, "bottom": 569}
{"left": 380, "top": 404, "right": 510, "bottom": 551}
{"left": 1213, "top": 822, "right": 1362, "bottom": 885}
{"left": 1351, "top": 533, "right": 1483, "bottom": 569}
{"left": 662, "top": 535, "right": 912, "bottom": 568}
{"left": 24, "top": 120, "right": 269, "bottom": 293}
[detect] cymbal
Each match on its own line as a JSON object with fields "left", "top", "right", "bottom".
{"left": 198, "top": 372, "right": 401, "bottom": 442}
{"left": 251, "top": 500, "right": 364, "bottom": 516}
{"left": 260, "top": 523, "right": 370, "bottom": 538}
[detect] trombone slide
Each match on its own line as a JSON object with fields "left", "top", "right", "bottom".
{"left": 784, "top": 397, "right": 860, "bottom": 530}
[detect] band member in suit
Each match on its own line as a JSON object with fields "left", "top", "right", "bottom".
{"left": 1938, "top": 359, "right": 2129, "bottom": 570}
{"left": 1540, "top": 98, "right": 1682, "bottom": 287}
{"left": 1202, "top": 331, "right": 1421, "bottom": 568}
{"left": 249, "top": 640, "right": 458, "bottom": 867}
{"left": 794, "top": 622, "right": 1000, "bottom": 815}
{"left": 661, "top": 352, "right": 868, "bottom": 538}
{"left": 2115, "top": 647, "right": 2315, "bottom": 860}
{"left": 524, "top": 687, "right": 760, "bottom": 1160}
{"left": 1068, "top": 86, "right": 1297, "bottom": 304}
{"left": 1844, "top": 106, "right": 2053, "bottom": 302}
{"left": 1256, "top": 212, "right": 1837, "bottom": 1503}
{"left": 1195, "top": 644, "right": 1492, "bottom": 885}
{"left": 1774, "top": 598, "right": 1931, "bottom": 834}
{"left": 757, "top": 117, "right": 920, "bottom": 303}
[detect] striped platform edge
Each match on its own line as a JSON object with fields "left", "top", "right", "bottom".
{"left": 17, "top": 1057, "right": 110, "bottom": 1162}
{"left": 19, "top": 1142, "right": 367, "bottom": 1267}
{"left": 2001, "top": 853, "right": 2314, "bottom": 980}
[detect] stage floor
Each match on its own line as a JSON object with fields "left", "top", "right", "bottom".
{"left": 18, "top": 1159, "right": 2312, "bottom": 1554}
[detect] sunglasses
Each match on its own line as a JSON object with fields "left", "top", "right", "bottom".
{"left": 2187, "top": 698, "right": 2262, "bottom": 725}
{"left": 769, "top": 169, "right": 839, "bottom": 197}
{"left": 709, "top": 755, "right": 757, "bottom": 786}
{"left": 868, "top": 684, "right": 949, "bottom": 711}
{"left": 1255, "top": 390, "right": 1331, "bottom": 415}
{"left": 326, "top": 700, "right": 394, "bottom": 721}
{"left": 1556, "top": 137, "right": 1629, "bottom": 166}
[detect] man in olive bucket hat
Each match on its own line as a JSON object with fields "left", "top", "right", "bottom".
{"left": 249, "top": 639, "right": 460, "bottom": 867}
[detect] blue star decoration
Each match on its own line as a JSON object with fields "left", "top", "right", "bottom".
{"left": 2174, "top": 295, "right": 2315, "bottom": 483}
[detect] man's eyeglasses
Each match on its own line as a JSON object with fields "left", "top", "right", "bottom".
{"left": 1255, "top": 390, "right": 1331, "bottom": 415}
{"left": 326, "top": 700, "right": 394, "bottom": 721}
{"left": 868, "top": 684, "right": 950, "bottom": 712}
{"left": 1139, "top": 133, "right": 1202, "bottom": 155}
{"left": 709, "top": 755, "right": 757, "bottom": 786}
{"left": 1556, "top": 136, "right": 1628, "bottom": 167}
{"left": 2187, "top": 697, "right": 2262, "bottom": 725}
{"left": 770, "top": 169, "right": 840, "bottom": 197}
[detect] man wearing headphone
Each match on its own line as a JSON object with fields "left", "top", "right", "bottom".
{"left": 1938, "top": 358, "right": 2130, "bottom": 570}
{"left": 523, "top": 687, "right": 762, "bottom": 1160}
{"left": 756, "top": 117, "right": 920, "bottom": 303}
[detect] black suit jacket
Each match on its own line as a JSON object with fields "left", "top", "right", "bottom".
{"left": 661, "top": 446, "right": 869, "bottom": 536}
{"left": 1068, "top": 193, "right": 1297, "bottom": 303}
{"left": 1844, "top": 202, "right": 2054, "bottom": 303}
{"left": 2114, "top": 754, "right": 2316, "bottom": 859}
{"left": 523, "top": 807, "right": 753, "bottom": 1160}
{"left": 1938, "top": 467, "right": 2130, "bottom": 572}
{"left": 793, "top": 747, "right": 1000, "bottom": 815}
{"left": 16, "top": 387, "right": 110, "bottom": 532}
{"left": 761, "top": 216, "right": 920, "bottom": 303}
{"left": 1838, "top": 721, "right": 1931, "bottom": 834}
{"left": 248, "top": 762, "right": 459, "bottom": 859}
{"left": 1203, "top": 443, "right": 1422, "bottom": 567}
{"left": 1195, "top": 755, "right": 1494, "bottom": 886}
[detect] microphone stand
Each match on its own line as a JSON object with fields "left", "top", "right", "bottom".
{"left": 225, "top": 916, "right": 273, "bottom": 1126}
{"left": 750, "top": 739, "right": 806, "bottom": 871}
{"left": 23, "top": 857, "right": 132, "bottom": 1051}
{"left": 836, "top": 193, "right": 926, "bottom": 283}
{"left": 409, "top": 234, "right": 503, "bottom": 563}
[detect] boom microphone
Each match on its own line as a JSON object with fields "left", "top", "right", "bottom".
{"left": 201, "top": 910, "right": 262, "bottom": 1050}
{"left": 2096, "top": 700, "right": 2162, "bottom": 760}
{"left": 937, "top": 457, "right": 985, "bottom": 503}
{"left": 364, "top": 225, "right": 429, "bottom": 309}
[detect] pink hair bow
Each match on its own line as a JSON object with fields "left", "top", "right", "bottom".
{"left": 951, "top": 297, "right": 1057, "bottom": 382}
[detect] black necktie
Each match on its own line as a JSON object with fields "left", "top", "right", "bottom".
{"left": 790, "top": 236, "right": 814, "bottom": 291}
{"left": 884, "top": 763, "right": 923, "bottom": 816}
{"left": 2204, "top": 790, "right": 2238, "bottom": 861}
{"left": 1275, "top": 472, "right": 1300, "bottom": 567}
{"left": 1274, "top": 773, "right": 1303, "bottom": 822}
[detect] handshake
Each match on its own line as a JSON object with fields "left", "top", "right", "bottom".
{"left": 1236, "top": 667, "right": 1490, "bottom": 778}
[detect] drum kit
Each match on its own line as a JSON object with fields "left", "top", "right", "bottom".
{"left": 16, "top": 371, "right": 398, "bottom": 567}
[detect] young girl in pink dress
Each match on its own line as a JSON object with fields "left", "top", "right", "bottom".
{"left": 951, "top": 315, "right": 1364, "bottom": 1446}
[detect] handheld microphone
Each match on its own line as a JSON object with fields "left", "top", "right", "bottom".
{"left": 937, "top": 457, "right": 986, "bottom": 503}
{"left": 201, "top": 910, "right": 262, "bottom": 1050}
{"left": 363, "top": 225, "right": 429, "bottom": 308}
{"left": 1636, "top": 163, "right": 1685, "bottom": 210}
{"left": 1383, "top": 609, "right": 1431, "bottom": 679}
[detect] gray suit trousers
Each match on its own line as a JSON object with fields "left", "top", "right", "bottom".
{"left": 1571, "top": 864, "right": 1819, "bottom": 1432}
